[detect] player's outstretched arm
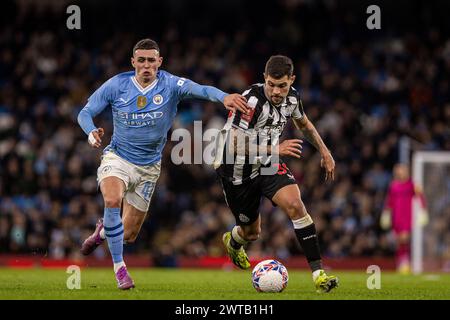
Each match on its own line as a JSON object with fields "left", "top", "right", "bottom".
{"left": 178, "top": 79, "right": 250, "bottom": 114}
{"left": 293, "top": 116, "right": 335, "bottom": 181}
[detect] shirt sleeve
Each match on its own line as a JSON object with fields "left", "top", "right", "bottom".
{"left": 291, "top": 94, "right": 305, "bottom": 120}
{"left": 77, "top": 77, "right": 115, "bottom": 135}
{"left": 231, "top": 89, "right": 261, "bottom": 131}
{"left": 174, "top": 76, "right": 227, "bottom": 103}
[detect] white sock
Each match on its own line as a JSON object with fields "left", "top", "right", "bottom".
{"left": 312, "top": 269, "right": 324, "bottom": 281}
{"left": 291, "top": 214, "right": 314, "bottom": 229}
{"left": 231, "top": 226, "right": 248, "bottom": 245}
{"left": 100, "top": 228, "right": 106, "bottom": 240}
{"left": 113, "top": 261, "right": 126, "bottom": 273}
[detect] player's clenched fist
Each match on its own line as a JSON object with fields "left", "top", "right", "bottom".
{"left": 279, "top": 139, "right": 303, "bottom": 158}
{"left": 88, "top": 127, "right": 104, "bottom": 148}
{"left": 223, "top": 94, "right": 250, "bottom": 115}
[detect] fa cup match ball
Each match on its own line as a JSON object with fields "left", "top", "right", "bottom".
{"left": 251, "top": 259, "right": 289, "bottom": 292}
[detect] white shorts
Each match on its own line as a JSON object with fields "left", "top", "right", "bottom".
{"left": 97, "top": 151, "right": 161, "bottom": 212}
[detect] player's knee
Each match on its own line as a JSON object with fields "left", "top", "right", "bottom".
{"left": 103, "top": 195, "right": 122, "bottom": 208}
{"left": 284, "top": 200, "right": 306, "bottom": 218}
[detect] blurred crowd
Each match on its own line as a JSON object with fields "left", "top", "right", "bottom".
{"left": 0, "top": 0, "right": 449, "bottom": 267}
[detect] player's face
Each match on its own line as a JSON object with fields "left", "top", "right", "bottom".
{"left": 131, "top": 49, "right": 163, "bottom": 83}
{"left": 263, "top": 74, "right": 295, "bottom": 105}
{"left": 394, "top": 164, "right": 409, "bottom": 181}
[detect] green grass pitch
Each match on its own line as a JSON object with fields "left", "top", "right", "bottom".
{"left": 0, "top": 267, "right": 449, "bottom": 300}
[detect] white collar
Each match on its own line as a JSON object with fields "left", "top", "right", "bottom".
{"left": 131, "top": 76, "right": 158, "bottom": 94}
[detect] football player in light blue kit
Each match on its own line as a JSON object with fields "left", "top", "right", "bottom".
{"left": 78, "top": 38, "right": 249, "bottom": 289}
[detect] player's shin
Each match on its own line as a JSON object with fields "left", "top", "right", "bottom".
{"left": 292, "top": 214, "right": 322, "bottom": 272}
{"left": 396, "top": 242, "right": 411, "bottom": 272}
{"left": 103, "top": 207, "right": 125, "bottom": 270}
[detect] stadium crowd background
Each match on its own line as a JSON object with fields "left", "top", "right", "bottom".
{"left": 0, "top": 0, "right": 449, "bottom": 268}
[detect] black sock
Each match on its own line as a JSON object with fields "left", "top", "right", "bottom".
{"left": 294, "top": 223, "right": 323, "bottom": 272}
{"left": 230, "top": 233, "right": 243, "bottom": 250}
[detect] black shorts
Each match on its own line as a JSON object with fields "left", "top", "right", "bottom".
{"left": 220, "top": 162, "right": 297, "bottom": 226}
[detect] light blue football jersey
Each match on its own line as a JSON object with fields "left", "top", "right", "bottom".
{"left": 78, "top": 70, "right": 227, "bottom": 165}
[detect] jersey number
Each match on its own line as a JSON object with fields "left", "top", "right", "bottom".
{"left": 276, "top": 163, "right": 288, "bottom": 175}
{"left": 142, "top": 181, "right": 156, "bottom": 201}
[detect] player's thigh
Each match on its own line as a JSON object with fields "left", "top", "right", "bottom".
{"left": 272, "top": 184, "right": 308, "bottom": 219}
{"left": 260, "top": 161, "right": 297, "bottom": 201}
{"left": 260, "top": 162, "right": 305, "bottom": 216}
{"left": 221, "top": 178, "right": 261, "bottom": 226}
{"left": 396, "top": 231, "right": 411, "bottom": 243}
{"left": 262, "top": 173, "right": 307, "bottom": 220}
{"left": 99, "top": 177, "right": 126, "bottom": 207}
{"left": 393, "top": 214, "right": 412, "bottom": 239}
{"left": 126, "top": 161, "right": 161, "bottom": 214}
{"left": 121, "top": 161, "right": 160, "bottom": 240}
{"left": 97, "top": 152, "right": 131, "bottom": 204}
{"left": 122, "top": 200, "right": 147, "bottom": 239}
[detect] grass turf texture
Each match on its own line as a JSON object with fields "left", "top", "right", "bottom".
{"left": 0, "top": 267, "right": 449, "bottom": 300}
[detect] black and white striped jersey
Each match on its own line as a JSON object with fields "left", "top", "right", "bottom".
{"left": 215, "top": 83, "right": 305, "bottom": 185}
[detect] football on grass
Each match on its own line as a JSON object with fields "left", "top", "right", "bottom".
{"left": 251, "top": 259, "right": 289, "bottom": 292}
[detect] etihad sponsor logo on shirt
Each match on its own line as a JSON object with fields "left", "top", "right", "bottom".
{"left": 258, "top": 121, "right": 286, "bottom": 136}
{"left": 117, "top": 111, "right": 164, "bottom": 126}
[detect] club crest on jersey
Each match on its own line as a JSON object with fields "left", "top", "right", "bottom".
{"left": 239, "top": 214, "right": 250, "bottom": 223}
{"left": 101, "top": 165, "right": 112, "bottom": 174}
{"left": 288, "top": 96, "right": 297, "bottom": 105}
{"left": 137, "top": 96, "right": 147, "bottom": 109}
{"left": 153, "top": 94, "right": 163, "bottom": 105}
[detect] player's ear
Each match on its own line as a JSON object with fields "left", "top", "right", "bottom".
{"left": 158, "top": 56, "right": 163, "bottom": 67}
{"left": 131, "top": 57, "right": 135, "bottom": 68}
{"left": 290, "top": 74, "right": 296, "bottom": 84}
{"left": 263, "top": 72, "right": 267, "bottom": 81}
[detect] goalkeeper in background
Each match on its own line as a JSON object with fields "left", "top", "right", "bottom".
{"left": 380, "top": 163, "right": 428, "bottom": 274}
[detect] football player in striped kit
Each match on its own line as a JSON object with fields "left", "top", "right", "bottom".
{"left": 215, "top": 55, "right": 339, "bottom": 293}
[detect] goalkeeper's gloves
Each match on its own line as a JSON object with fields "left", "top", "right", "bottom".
{"left": 380, "top": 209, "right": 392, "bottom": 230}
{"left": 418, "top": 208, "right": 429, "bottom": 227}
